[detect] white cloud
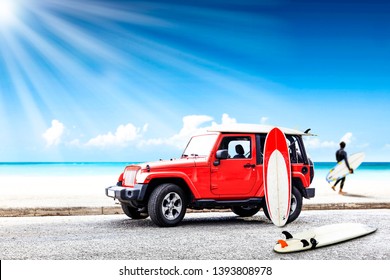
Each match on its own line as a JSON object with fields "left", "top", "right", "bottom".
{"left": 140, "top": 115, "right": 214, "bottom": 149}
{"left": 219, "top": 113, "right": 237, "bottom": 126}
{"left": 171, "top": 113, "right": 237, "bottom": 148}
{"left": 86, "top": 123, "right": 144, "bottom": 147}
{"left": 305, "top": 132, "right": 355, "bottom": 150}
{"left": 304, "top": 138, "right": 338, "bottom": 149}
{"left": 141, "top": 123, "right": 148, "bottom": 133}
{"left": 139, "top": 113, "right": 237, "bottom": 150}
{"left": 260, "top": 117, "right": 269, "bottom": 124}
{"left": 340, "top": 132, "right": 353, "bottom": 145}
{"left": 42, "top": 120, "right": 65, "bottom": 146}
{"left": 179, "top": 115, "right": 214, "bottom": 136}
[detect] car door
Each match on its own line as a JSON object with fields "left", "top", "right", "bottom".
{"left": 210, "top": 134, "right": 258, "bottom": 196}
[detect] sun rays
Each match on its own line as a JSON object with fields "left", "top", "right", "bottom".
{"left": 0, "top": 0, "right": 282, "bottom": 161}
{"left": 0, "top": 0, "right": 18, "bottom": 26}
{"left": 0, "top": 0, "right": 170, "bottom": 141}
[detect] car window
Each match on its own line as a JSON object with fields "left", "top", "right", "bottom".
{"left": 218, "top": 136, "right": 251, "bottom": 159}
{"left": 287, "top": 135, "right": 304, "bottom": 163}
{"left": 256, "top": 134, "right": 266, "bottom": 164}
{"left": 182, "top": 134, "right": 219, "bottom": 157}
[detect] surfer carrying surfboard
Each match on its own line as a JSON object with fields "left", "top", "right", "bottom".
{"left": 331, "top": 141, "right": 354, "bottom": 194}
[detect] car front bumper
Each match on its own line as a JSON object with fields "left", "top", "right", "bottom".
{"left": 105, "top": 183, "right": 148, "bottom": 202}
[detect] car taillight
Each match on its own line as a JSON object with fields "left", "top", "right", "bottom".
{"left": 309, "top": 159, "right": 314, "bottom": 184}
{"left": 123, "top": 167, "right": 140, "bottom": 187}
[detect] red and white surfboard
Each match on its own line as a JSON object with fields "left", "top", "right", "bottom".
{"left": 263, "top": 127, "right": 291, "bottom": 227}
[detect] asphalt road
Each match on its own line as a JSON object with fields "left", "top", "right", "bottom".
{"left": 1, "top": 209, "right": 389, "bottom": 260}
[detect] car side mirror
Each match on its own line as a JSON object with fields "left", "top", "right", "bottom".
{"left": 216, "top": 149, "right": 229, "bottom": 159}
{"left": 214, "top": 149, "right": 229, "bottom": 166}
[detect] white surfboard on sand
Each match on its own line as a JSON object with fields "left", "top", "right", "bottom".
{"left": 263, "top": 127, "right": 291, "bottom": 227}
{"left": 326, "top": 152, "right": 365, "bottom": 182}
{"left": 274, "top": 223, "right": 377, "bottom": 253}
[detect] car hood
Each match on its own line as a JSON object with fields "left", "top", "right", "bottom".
{"left": 137, "top": 156, "right": 209, "bottom": 171}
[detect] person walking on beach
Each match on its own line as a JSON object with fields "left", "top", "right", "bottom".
{"left": 331, "top": 141, "right": 353, "bottom": 195}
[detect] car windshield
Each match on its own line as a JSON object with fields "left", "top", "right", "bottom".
{"left": 182, "top": 134, "right": 218, "bottom": 157}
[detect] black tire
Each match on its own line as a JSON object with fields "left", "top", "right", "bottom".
{"left": 121, "top": 203, "right": 149, "bottom": 219}
{"left": 231, "top": 205, "right": 261, "bottom": 217}
{"left": 287, "top": 186, "right": 303, "bottom": 223}
{"left": 262, "top": 202, "right": 271, "bottom": 220}
{"left": 262, "top": 186, "right": 303, "bottom": 224}
{"left": 148, "top": 183, "right": 187, "bottom": 227}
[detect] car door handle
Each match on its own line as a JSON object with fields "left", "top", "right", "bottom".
{"left": 243, "top": 163, "right": 256, "bottom": 168}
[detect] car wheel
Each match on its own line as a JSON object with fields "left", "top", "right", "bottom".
{"left": 287, "top": 186, "right": 303, "bottom": 223}
{"left": 231, "top": 205, "right": 261, "bottom": 217}
{"left": 148, "top": 183, "right": 187, "bottom": 227}
{"left": 121, "top": 203, "right": 149, "bottom": 219}
{"left": 262, "top": 186, "right": 303, "bottom": 224}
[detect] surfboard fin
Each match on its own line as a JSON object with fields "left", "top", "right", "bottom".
{"left": 310, "top": 238, "right": 318, "bottom": 249}
{"left": 282, "top": 231, "right": 293, "bottom": 239}
{"left": 277, "top": 239, "right": 288, "bottom": 248}
{"left": 300, "top": 239, "right": 310, "bottom": 247}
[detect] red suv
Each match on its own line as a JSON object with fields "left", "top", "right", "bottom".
{"left": 106, "top": 124, "right": 315, "bottom": 227}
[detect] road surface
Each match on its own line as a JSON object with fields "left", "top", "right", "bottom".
{"left": 1, "top": 209, "right": 389, "bottom": 260}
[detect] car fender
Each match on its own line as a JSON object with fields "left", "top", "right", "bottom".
{"left": 292, "top": 171, "right": 310, "bottom": 188}
{"left": 139, "top": 171, "right": 201, "bottom": 199}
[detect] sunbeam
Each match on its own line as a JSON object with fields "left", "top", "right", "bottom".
{"left": 1, "top": 0, "right": 387, "bottom": 162}
{"left": 0, "top": 0, "right": 18, "bottom": 26}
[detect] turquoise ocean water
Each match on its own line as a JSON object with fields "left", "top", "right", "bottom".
{"left": 314, "top": 162, "right": 390, "bottom": 181}
{"left": 0, "top": 162, "right": 389, "bottom": 179}
{"left": 0, "top": 162, "right": 136, "bottom": 177}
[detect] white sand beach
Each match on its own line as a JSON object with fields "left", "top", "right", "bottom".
{"left": 0, "top": 175, "right": 116, "bottom": 208}
{"left": 307, "top": 174, "right": 390, "bottom": 205}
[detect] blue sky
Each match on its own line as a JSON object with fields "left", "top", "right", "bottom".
{"left": 0, "top": 0, "right": 389, "bottom": 162}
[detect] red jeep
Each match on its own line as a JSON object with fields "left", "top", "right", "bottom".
{"left": 106, "top": 124, "right": 315, "bottom": 227}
